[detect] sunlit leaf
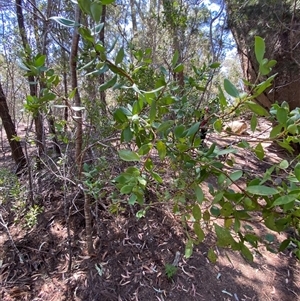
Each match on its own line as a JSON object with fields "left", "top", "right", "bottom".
{"left": 50, "top": 16, "right": 77, "bottom": 27}
{"left": 254, "top": 142, "right": 264, "bottom": 160}
{"left": 270, "top": 124, "right": 282, "bottom": 138}
{"left": 272, "top": 195, "right": 297, "bottom": 207}
{"left": 246, "top": 185, "right": 278, "bottom": 195}
{"left": 174, "top": 64, "right": 184, "bottom": 73}
{"left": 192, "top": 204, "right": 201, "bottom": 220}
{"left": 254, "top": 36, "right": 265, "bottom": 64}
{"left": 213, "top": 119, "right": 222, "bottom": 133}
{"left": 185, "top": 239, "right": 193, "bottom": 258}
{"left": 118, "top": 149, "right": 140, "bottom": 162}
{"left": 171, "top": 50, "right": 179, "bottom": 68}
{"left": 276, "top": 108, "right": 288, "bottom": 125}
{"left": 245, "top": 101, "right": 269, "bottom": 116}
{"left": 195, "top": 186, "right": 204, "bottom": 204}
{"left": 241, "top": 244, "right": 253, "bottom": 261}
{"left": 72, "top": 106, "right": 85, "bottom": 111}
{"left": 224, "top": 79, "right": 239, "bottom": 98}
{"left": 250, "top": 114, "right": 257, "bottom": 132}
{"left": 90, "top": 2, "right": 102, "bottom": 23}
{"left": 156, "top": 140, "right": 167, "bottom": 160}
{"left": 207, "top": 248, "right": 217, "bottom": 263}
{"left": 193, "top": 223, "right": 205, "bottom": 243}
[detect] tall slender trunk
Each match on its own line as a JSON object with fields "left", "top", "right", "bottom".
{"left": 15, "top": 0, "right": 45, "bottom": 159}
{"left": 99, "top": 5, "right": 107, "bottom": 114}
{"left": 69, "top": 5, "right": 83, "bottom": 172}
{"left": 0, "top": 81, "right": 26, "bottom": 172}
{"left": 62, "top": 50, "right": 69, "bottom": 132}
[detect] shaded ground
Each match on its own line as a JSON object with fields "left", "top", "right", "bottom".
{"left": 0, "top": 118, "right": 300, "bottom": 301}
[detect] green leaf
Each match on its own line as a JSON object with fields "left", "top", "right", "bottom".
{"left": 255, "top": 36, "right": 265, "bottom": 64}
{"left": 101, "top": 0, "right": 115, "bottom": 4}
{"left": 151, "top": 171, "right": 163, "bottom": 183}
{"left": 50, "top": 16, "right": 77, "bottom": 27}
{"left": 17, "top": 60, "right": 30, "bottom": 71}
{"left": 99, "top": 75, "right": 117, "bottom": 91}
{"left": 216, "top": 148, "right": 237, "bottom": 156}
{"left": 254, "top": 74, "right": 277, "bottom": 95}
{"left": 254, "top": 142, "right": 264, "bottom": 160}
{"left": 210, "top": 206, "right": 220, "bottom": 217}
{"left": 149, "top": 100, "right": 156, "bottom": 122}
{"left": 193, "top": 223, "right": 205, "bottom": 243}
{"left": 192, "top": 204, "right": 201, "bottom": 220}
{"left": 157, "top": 120, "right": 174, "bottom": 133}
{"left": 229, "top": 170, "right": 243, "bottom": 182}
{"left": 215, "top": 224, "right": 235, "bottom": 247}
{"left": 213, "top": 192, "right": 224, "bottom": 204}
{"left": 276, "top": 108, "right": 288, "bottom": 125}
{"left": 250, "top": 114, "right": 257, "bottom": 132}
{"left": 120, "top": 184, "right": 134, "bottom": 194}
{"left": 174, "top": 125, "right": 185, "bottom": 138}
{"left": 93, "top": 23, "right": 104, "bottom": 34}
{"left": 113, "top": 108, "right": 128, "bottom": 123}
{"left": 138, "top": 143, "right": 152, "bottom": 156}
{"left": 270, "top": 124, "right": 283, "bottom": 138}
{"left": 35, "top": 55, "right": 46, "bottom": 67}
{"left": 245, "top": 101, "right": 269, "bottom": 116}
{"left": 203, "top": 210, "right": 210, "bottom": 221}
{"left": 187, "top": 122, "right": 200, "bottom": 136}
{"left": 121, "top": 126, "right": 133, "bottom": 142}
{"left": 207, "top": 248, "right": 217, "bottom": 263}
{"left": 128, "top": 194, "right": 137, "bottom": 205}
{"left": 156, "top": 140, "right": 167, "bottom": 160}
{"left": 118, "top": 149, "right": 140, "bottom": 162}
{"left": 294, "top": 163, "right": 300, "bottom": 181}
{"left": 287, "top": 124, "right": 298, "bottom": 135}
{"left": 185, "top": 239, "right": 193, "bottom": 258}
{"left": 209, "top": 62, "right": 221, "bottom": 69}
{"left": 218, "top": 85, "right": 227, "bottom": 109}
{"left": 195, "top": 186, "right": 204, "bottom": 204}
{"left": 174, "top": 64, "right": 184, "bottom": 73}
{"left": 241, "top": 244, "right": 253, "bottom": 261}
{"left": 278, "top": 239, "right": 291, "bottom": 252}
{"left": 246, "top": 185, "right": 278, "bottom": 195}
{"left": 234, "top": 218, "right": 240, "bottom": 232}
{"left": 90, "top": 2, "right": 102, "bottom": 23}
{"left": 224, "top": 79, "right": 239, "bottom": 98}
{"left": 272, "top": 195, "right": 297, "bottom": 207}
{"left": 115, "top": 47, "right": 125, "bottom": 65}
{"left": 213, "top": 119, "right": 222, "bottom": 133}
{"left": 279, "top": 160, "right": 289, "bottom": 169}
{"left": 78, "top": 0, "right": 91, "bottom": 14}
{"left": 220, "top": 202, "right": 233, "bottom": 217}
{"left": 171, "top": 50, "right": 179, "bottom": 68}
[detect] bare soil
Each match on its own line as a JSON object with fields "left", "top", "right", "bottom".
{"left": 0, "top": 119, "right": 299, "bottom": 301}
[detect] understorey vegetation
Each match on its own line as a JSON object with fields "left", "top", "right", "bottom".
{"left": 0, "top": 2, "right": 299, "bottom": 299}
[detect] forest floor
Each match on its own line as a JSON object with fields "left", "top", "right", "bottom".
{"left": 0, "top": 118, "right": 299, "bottom": 301}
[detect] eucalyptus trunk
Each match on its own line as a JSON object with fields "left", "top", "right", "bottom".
{"left": 225, "top": 0, "right": 300, "bottom": 109}
{"left": 0, "top": 81, "right": 26, "bottom": 172}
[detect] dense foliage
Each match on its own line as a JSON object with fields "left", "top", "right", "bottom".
{"left": 0, "top": 0, "right": 299, "bottom": 264}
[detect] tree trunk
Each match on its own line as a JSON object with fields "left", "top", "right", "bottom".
{"left": 0, "top": 81, "right": 26, "bottom": 172}
{"left": 70, "top": 5, "right": 83, "bottom": 172}
{"left": 15, "top": 0, "right": 45, "bottom": 158}
{"left": 99, "top": 5, "right": 107, "bottom": 114}
{"left": 226, "top": 0, "right": 300, "bottom": 110}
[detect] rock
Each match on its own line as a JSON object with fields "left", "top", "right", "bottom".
{"left": 225, "top": 120, "right": 248, "bottom": 135}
